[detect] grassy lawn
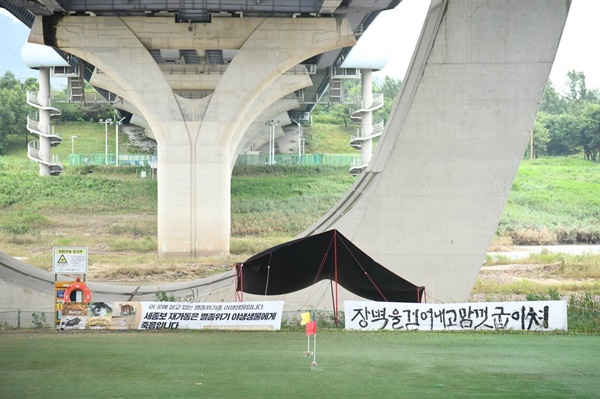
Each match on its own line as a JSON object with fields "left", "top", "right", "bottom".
{"left": 0, "top": 331, "right": 598, "bottom": 399}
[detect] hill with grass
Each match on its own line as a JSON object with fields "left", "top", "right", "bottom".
{"left": 0, "top": 123, "right": 598, "bottom": 299}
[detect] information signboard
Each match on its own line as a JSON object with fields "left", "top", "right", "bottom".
{"left": 52, "top": 247, "right": 88, "bottom": 274}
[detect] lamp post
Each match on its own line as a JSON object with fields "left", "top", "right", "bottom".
{"left": 70, "top": 135, "right": 79, "bottom": 154}
{"left": 115, "top": 117, "right": 126, "bottom": 166}
{"left": 292, "top": 119, "right": 302, "bottom": 162}
{"left": 266, "top": 119, "right": 279, "bottom": 165}
{"left": 99, "top": 118, "right": 113, "bottom": 165}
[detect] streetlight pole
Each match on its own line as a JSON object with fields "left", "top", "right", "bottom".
{"left": 266, "top": 119, "right": 279, "bottom": 165}
{"left": 292, "top": 119, "right": 302, "bottom": 162}
{"left": 99, "top": 118, "right": 113, "bottom": 165}
{"left": 115, "top": 117, "right": 126, "bottom": 166}
{"left": 71, "top": 135, "right": 79, "bottom": 154}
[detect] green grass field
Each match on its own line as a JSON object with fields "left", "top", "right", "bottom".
{"left": 0, "top": 331, "right": 597, "bottom": 399}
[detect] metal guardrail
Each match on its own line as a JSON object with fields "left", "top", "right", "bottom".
{"left": 349, "top": 93, "right": 384, "bottom": 115}
{"left": 26, "top": 92, "right": 62, "bottom": 115}
{"left": 26, "top": 114, "right": 62, "bottom": 139}
{"left": 351, "top": 116, "right": 385, "bottom": 144}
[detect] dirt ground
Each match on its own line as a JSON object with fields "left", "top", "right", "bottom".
{"left": 6, "top": 210, "right": 598, "bottom": 300}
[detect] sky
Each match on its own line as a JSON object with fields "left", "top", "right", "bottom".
{"left": 1, "top": 0, "right": 599, "bottom": 93}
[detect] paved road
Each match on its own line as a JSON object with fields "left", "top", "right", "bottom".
{"left": 488, "top": 245, "right": 600, "bottom": 260}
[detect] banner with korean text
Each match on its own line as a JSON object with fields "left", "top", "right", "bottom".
{"left": 61, "top": 301, "right": 284, "bottom": 331}
{"left": 344, "top": 301, "right": 567, "bottom": 331}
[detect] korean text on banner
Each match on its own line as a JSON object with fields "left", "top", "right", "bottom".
{"left": 300, "top": 312, "right": 311, "bottom": 325}
{"left": 344, "top": 300, "right": 568, "bottom": 331}
{"left": 306, "top": 321, "right": 317, "bottom": 336}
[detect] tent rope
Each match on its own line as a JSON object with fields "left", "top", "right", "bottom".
{"left": 338, "top": 237, "right": 389, "bottom": 302}
{"left": 312, "top": 236, "right": 335, "bottom": 285}
{"left": 264, "top": 254, "right": 272, "bottom": 298}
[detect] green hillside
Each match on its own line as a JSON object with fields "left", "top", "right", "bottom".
{"left": 0, "top": 122, "right": 598, "bottom": 275}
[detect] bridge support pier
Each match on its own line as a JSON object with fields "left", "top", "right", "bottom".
{"left": 304, "top": 0, "right": 570, "bottom": 303}
{"left": 29, "top": 15, "right": 354, "bottom": 257}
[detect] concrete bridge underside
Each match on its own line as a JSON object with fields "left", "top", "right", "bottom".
{"left": 28, "top": 15, "right": 355, "bottom": 258}
{"left": 1, "top": 0, "right": 570, "bottom": 311}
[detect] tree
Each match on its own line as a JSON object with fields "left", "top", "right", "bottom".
{"left": 539, "top": 81, "right": 566, "bottom": 114}
{"left": 375, "top": 76, "right": 401, "bottom": 124}
{"left": 0, "top": 71, "right": 30, "bottom": 154}
{"left": 542, "top": 113, "right": 580, "bottom": 156}
{"left": 0, "top": 71, "right": 21, "bottom": 90}
{"left": 564, "top": 70, "right": 588, "bottom": 107}
{"left": 525, "top": 117, "right": 550, "bottom": 158}
{"left": 577, "top": 103, "right": 600, "bottom": 161}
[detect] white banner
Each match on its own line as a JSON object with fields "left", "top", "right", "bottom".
{"left": 61, "top": 301, "right": 284, "bottom": 331}
{"left": 136, "top": 301, "right": 284, "bottom": 331}
{"left": 344, "top": 300, "right": 568, "bottom": 331}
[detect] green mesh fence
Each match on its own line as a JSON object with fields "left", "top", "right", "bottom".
{"left": 235, "top": 153, "right": 361, "bottom": 166}
{"left": 69, "top": 153, "right": 360, "bottom": 167}
{"left": 69, "top": 154, "right": 156, "bottom": 166}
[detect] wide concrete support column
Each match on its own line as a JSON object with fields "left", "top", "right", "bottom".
{"left": 29, "top": 16, "right": 354, "bottom": 258}
{"left": 303, "top": 0, "right": 570, "bottom": 303}
{"left": 37, "top": 67, "right": 51, "bottom": 176}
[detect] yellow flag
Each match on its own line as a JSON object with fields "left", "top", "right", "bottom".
{"left": 300, "top": 312, "right": 311, "bottom": 325}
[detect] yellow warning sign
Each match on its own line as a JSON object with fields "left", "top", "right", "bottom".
{"left": 57, "top": 254, "right": 68, "bottom": 264}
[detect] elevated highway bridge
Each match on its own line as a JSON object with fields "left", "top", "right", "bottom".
{"left": 1, "top": 0, "right": 398, "bottom": 117}
{"left": 0, "top": 0, "right": 571, "bottom": 308}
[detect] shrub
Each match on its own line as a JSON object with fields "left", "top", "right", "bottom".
{"left": 31, "top": 312, "right": 50, "bottom": 329}
{"left": 568, "top": 293, "right": 600, "bottom": 333}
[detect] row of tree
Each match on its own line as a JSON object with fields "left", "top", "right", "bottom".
{"left": 534, "top": 71, "right": 600, "bottom": 161}
{"left": 312, "top": 71, "right": 600, "bottom": 161}
{"left": 0, "top": 71, "right": 113, "bottom": 154}
{"left": 1, "top": 70, "right": 598, "bottom": 160}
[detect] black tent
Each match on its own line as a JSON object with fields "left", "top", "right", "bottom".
{"left": 235, "top": 230, "right": 425, "bottom": 317}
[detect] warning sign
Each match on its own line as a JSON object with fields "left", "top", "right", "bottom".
{"left": 53, "top": 247, "right": 88, "bottom": 274}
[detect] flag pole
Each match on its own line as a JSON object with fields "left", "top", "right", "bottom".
{"left": 311, "top": 325, "right": 318, "bottom": 369}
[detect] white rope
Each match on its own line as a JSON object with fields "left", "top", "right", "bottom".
{"left": 264, "top": 265, "right": 270, "bottom": 298}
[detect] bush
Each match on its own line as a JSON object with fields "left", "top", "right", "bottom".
{"left": 568, "top": 293, "right": 600, "bottom": 333}
{"left": 31, "top": 312, "right": 50, "bottom": 329}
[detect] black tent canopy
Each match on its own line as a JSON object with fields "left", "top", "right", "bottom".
{"left": 235, "top": 230, "right": 424, "bottom": 306}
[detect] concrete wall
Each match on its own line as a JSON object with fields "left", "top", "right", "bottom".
{"left": 302, "top": 0, "right": 570, "bottom": 303}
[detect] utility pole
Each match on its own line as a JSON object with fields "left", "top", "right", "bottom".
{"left": 115, "top": 117, "right": 126, "bottom": 166}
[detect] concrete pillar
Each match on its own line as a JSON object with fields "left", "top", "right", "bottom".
{"left": 303, "top": 0, "right": 570, "bottom": 303}
{"left": 29, "top": 16, "right": 355, "bottom": 257}
{"left": 37, "top": 67, "right": 51, "bottom": 176}
{"left": 360, "top": 68, "right": 374, "bottom": 165}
